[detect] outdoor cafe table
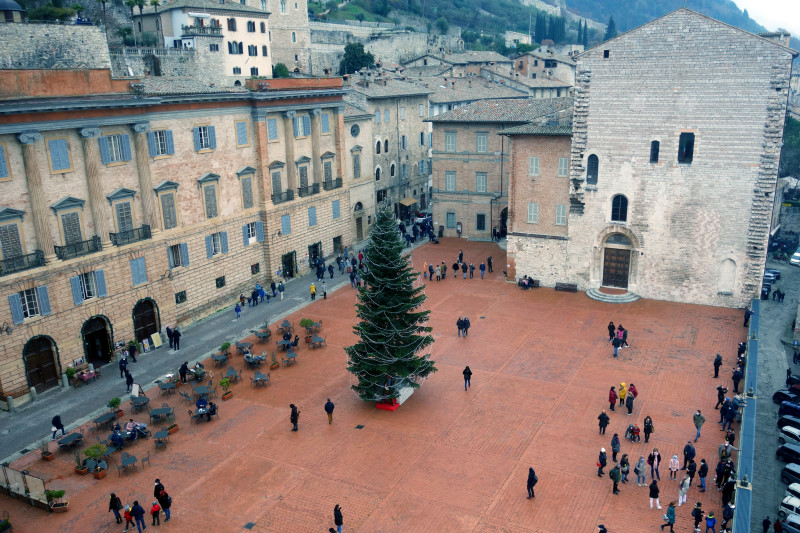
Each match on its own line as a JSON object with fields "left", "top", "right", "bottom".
{"left": 277, "top": 339, "right": 292, "bottom": 351}
{"left": 153, "top": 430, "right": 169, "bottom": 442}
{"left": 193, "top": 386, "right": 209, "bottom": 397}
{"left": 255, "top": 331, "right": 271, "bottom": 343}
{"left": 121, "top": 454, "right": 137, "bottom": 473}
{"left": 279, "top": 320, "right": 292, "bottom": 333}
{"left": 93, "top": 411, "right": 117, "bottom": 430}
{"left": 212, "top": 354, "right": 228, "bottom": 367}
{"left": 284, "top": 350, "right": 298, "bottom": 366}
{"left": 253, "top": 372, "right": 268, "bottom": 387}
{"left": 158, "top": 382, "right": 176, "bottom": 395}
{"left": 310, "top": 335, "right": 325, "bottom": 349}
{"left": 131, "top": 396, "right": 150, "bottom": 412}
{"left": 149, "top": 407, "right": 172, "bottom": 423}
{"left": 57, "top": 433, "right": 83, "bottom": 449}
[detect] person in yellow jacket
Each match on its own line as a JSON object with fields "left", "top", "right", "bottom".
{"left": 423, "top": 262, "right": 428, "bottom": 278}
{"left": 619, "top": 383, "right": 627, "bottom": 407}
{"left": 310, "top": 283, "right": 316, "bottom": 301}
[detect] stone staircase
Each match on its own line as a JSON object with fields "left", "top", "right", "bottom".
{"left": 586, "top": 288, "right": 640, "bottom": 304}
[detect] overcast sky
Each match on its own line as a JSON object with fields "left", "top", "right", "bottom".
{"left": 733, "top": 0, "right": 800, "bottom": 37}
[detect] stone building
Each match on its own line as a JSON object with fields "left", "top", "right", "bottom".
{"left": 345, "top": 72, "right": 432, "bottom": 218}
{"left": 507, "top": 8, "right": 796, "bottom": 307}
{"left": 509, "top": 49, "right": 576, "bottom": 85}
{"left": 262, "top": 0, "right": 311, "bottom": 74}
{"left": 403, "top": 51, "right": 512, "bottom": 78}
{"left": 0, "top": 49, "right": 353, "bottom": 404}
{"left": 428, "top": 98, "right": 571, "bottom": 239}
{"left": 342, "top": 102, "right": 376, "bottom": 242}
{"left": 422, "top": 75, "right": 527, "bottom": 117}
{"left": 0, "top": 0, "right": 24, "bottom": 23}
{"left": 480, "top": 66, "right": 573, "bottom": 99}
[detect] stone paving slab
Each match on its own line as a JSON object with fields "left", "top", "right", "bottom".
{"left": 2, "top": 239, "right": 749, "bottom": 532}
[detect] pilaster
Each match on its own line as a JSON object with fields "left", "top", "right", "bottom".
{"left": 79, "top": 127, "right": 111, "bottom": 247}
{"left": 131, "top": 123, "right": 160, "bottom": 234}
{"left": 252, "top": 119, "right": 272, "bottom": 210}
{"left": 17, "top": 132, "right": 55, "bottom": 261}
{"left": 310, "top": 108, "right": 322, "bottom": 183}
{"left": 334, "top": 106, "right": 347, "bottom": 181}
{"left": 283, "top": 111, "right": 297, "bottom": 189}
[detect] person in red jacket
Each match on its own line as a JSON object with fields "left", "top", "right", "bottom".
{"left": 123, "top": 506, "right": 134, "bottom": 532}
{"left": 150, "top": 501, "right": 161, "bottom": 525}
{"left": 609, "top": 386, "right": 618, "bottom": 412}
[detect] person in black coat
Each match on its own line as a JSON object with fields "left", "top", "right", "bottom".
{"left": 487, "top": 256, "right": 493, "bottom": 272}
{"left": 463, "top": 366, "right": 472, "bottom": 390}
{"left": 179, "top": 362, "right": 189, "bottom": 384}
{"left": 714, "top": 354, "right": 723, "bottom": 378}
{"left": 172, "top": 329, "right": 181, "bottom": 350}
{"left": 458, "top": 249, "right": 463, "bottom": 263}
{"left": 527, "top": 467, "right": 538, "bottom": 499}
{"left": 109, "top": 493, "right": 123, "bottom": 524}
{"left": 461, "top": 262, "right": 468, "bottom": 278}
{"left": 290, "top": 404, "right": 300, "bottom": 431}
{"left": 328, "top": 264, "right": 334, "bottom": 279}
{"left": 156, "top": 489, "right": 172, "bottom": 522}
{"left": 51, "top": 414, "right": 66, "bottom": 439}
{"left": 154, "top": 479, "right": 164, "bottom": 498}
{"left": 165, "top": 326, "right": 174, "bottom": 348}
{"left": 607, "top": 321, "right": 616, "bottom": 342}
{"left": 125, "top": 370, "right": 134, "bottom": 393}
{"left": 119, "top": 356, "right": 128, "bottom": 378}
{"left": 324, "top": 399, "right": 335, "bottom": 424}
{"left": 130, "top": 501, "right": 146, "bottom": 531}
{"left": 333, "top": 504, "right": 343, "bottom": 533}
{"left": 598, "top": 411, "right": 610, "bottom": 435}
{"left": 456, "top": 317, "right": 464, "bottom": 337}
{"left": 463, "top": 317, "right": 471, "bottom": 336}
{"left": 598, "top": 448, "right": 607, "bottom": 477}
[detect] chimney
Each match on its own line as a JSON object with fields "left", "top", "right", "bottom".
{"left": 468, "top": 79, "right": 471, "bottom": 88}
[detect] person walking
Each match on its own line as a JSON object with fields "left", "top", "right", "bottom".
{"left": 172, "top": 328, "right": 181, "bottom": 350}
{"left": 609, "top": 386, "right": 618, "bottom": 412}
{"left": 622, "top": 326, "right": 630, "bottom": 347}
{"left": 598, "top": 410, "right": 610, "bottom": 435}
{"left": 480, "top": 262, "right": 486, "bottom": 279}
{"left": 714, "top": 354, "right": 723, "bottom": 378}
{"left": 235, "top": 303, "right": 241, "bottom": 319}
{"left": 165, "top": 325, "right": 174, "bottom": 349}
{"left": 328, "top": 264, "right": 334, "bottom": 279}
{"left": 290, "top": 404, "right": 300, "bottom": 431}
{"left": 125, "top": 370, "right": 134, "bottom": 393}
{"left": 461, "top": 262, "right": 468, "bottom": 279}
{"left": 487, "top": 256, "right": 493, "bottom": 272}
{"left": 661, "top": 501, "right": 676, "bottom": 532}
{"left": 119, "top": 354, "right": 128, "bottom": 378}
{"left": 598, "top": 448, "right": 607, "bottom": 477}
{"left": 668, "top": 454, "right": 679, "bottom": 480}
{"left": 620, "top": 454, "right": 630, "bottom": 483}
{"left": 457, "top": 317, "right": 464, "bottom": 337}
{"left": 608, "top": 321, "right": 616, "bottom": 342}
{"left": 463, "top": 366, "right": 472, "bottom": 390}
{"left": 610, "top": 462, "right": 622, "bottom": 494}
{"left": 611, "top": 433, "right": 621, "bottom": 462}
{"left": 694, "top": 410, "right": 706, "bottom": 441}
{"left": 692, "top": 502, "right": 705, "bottom": 532}
{"left": 156, "top": 489, "right": 171, "bottom": 522}
{"left": 678, "top": 475, "right": 690, "bottom": 506}
{"left": 635, "top": 456, "right": 647, "bottom": 486}
{"left": 458, "top": 249, "right": 463, "bottom": 263}
{"left": 698, "top": 459, "right": 708, "bottom": 492}
{"left": 764, "top": 517, "right": 772, "bottom": 533}
{"left": 469, "top": 262, "right": 475, "bottom": 279}
{"left": 715, "top": 385, "right": 728, "bottom": 409}
{"left": 123, "top": 505, "right": 135, "bottom": 532}
{"left": 625, "top": 393, "right": 635, "bottom": 415}
{"left": 278, "top": 281, "right": 285, "bottom": 300}
{"left": 527, "top": 467, "right": 538, "bottom": 499}
{"left": 463, "top": 317, "right": 471, "bottom": 337}
{"left": 644, "top": 415, "right": 654, "bottom": 443}
{"left": 51, "top": 414, "right": 66, "bottom": 439}
{"left": 153, "top": 479, "right": 165, "bottom": 499}
{"left": 649, "top": 479, "right": 662, "bottom": 509}
{"left": 452, "top": 261, "right": 459, "bottom": 278}
{"left": 683, "top": 441, "right": 696, "bottom": 470}
{"left": 109, "top": 493, "right": 123, "bottom": 524}
{"left": 612, "top": 335, "right": 622, "bottom": 357}
{"left": 721, "top": 502, "right": 735, "bottom": 532}
{"left": 776, "top": 518, "right": 785, "bottom": 533}
{"left": 130, "top": 501, "right": 147, "bottom": 533}
{"left": 179, "top": 362, "right": 189, "bottom": 384}
{"left": 619, "top": 383, "right": 627, "bottom": 407}
{"left": 322, "top": 281, "right": 328, "bottom": 300}
{"left": 333, "top": 504, "right": 343, "bottom": 533}
{"left": 706, "top": 511, "right": 717, "bottom": 533}
{"left": 324, "top": 398, "right": 335, "bottom": 424}
{"left": 271, "top": 280, "right": 277, "bottom": 297}
{"left": 310, "top": 283, "right": 316, "bottom": 301}
{"left": 150, "top": 501, "right": 161, "bottom": 526}
{"left": 649, "top": 449, "right": 661, "bottom": 480}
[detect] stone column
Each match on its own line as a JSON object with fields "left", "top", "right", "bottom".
{"left": 282, "top": 111, "right": 297, "bottom": 189}
{"left": 333, "top": 106, "right": 347, "bottom": 181}
{"left": 79, "top": 127, "right": 111, "bottom": 247}
{"left": 131, "top": 123, "right": 160, "bottom": 234}
{"left": 17, "top": 132, "right": 55, "bottom": 261}
{"left": 310, "top": 108, "right": 322, "bottom": 183}
{"left": 252, "top": 118, "right": 272, "bottom": 210}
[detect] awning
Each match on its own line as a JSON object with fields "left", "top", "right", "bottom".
{"left": 400, "top": 197, "right": 417, "bottom": 207}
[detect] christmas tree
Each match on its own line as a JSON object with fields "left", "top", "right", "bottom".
{"left": 345, "top": 207, "right": 436, "bottom": 402}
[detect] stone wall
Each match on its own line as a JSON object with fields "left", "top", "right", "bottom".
{"left": 109, "top": 44, "right": 228, "bottom": 86}
{"left": 0, "top": 23, "right": 110, "bottom": 70}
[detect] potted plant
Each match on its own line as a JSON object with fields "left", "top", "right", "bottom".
{"left": 107, "top": 397, "right": 123, "bottom": 418}
{"left": 40, "top": 440, "right": 54, "bottom": 461}
{"left": 270, "top": 351, "right": 280, "bottom": 370}
{"left": 46, "top": 489, "right": 68, "bottom": 512}
{"left": 167, "top": 423, "right": 179, "bottom": 435}
{"left": 0, "top": 517, "right": 11, "bottom": 531}
{"left": 83, "top": 444, "right": 107, "bottom": 479}
{"left": 65, "top": 366, "right": 77, "bottom": 386}
{"left": 220, "top": 378, "right": 232, "bottom": 400}
{"left": 220, "top": 342, "right": 231, "bottom": 356}
{"left": 299, "top": 318, "right": 314, "bottom": 342}
{"left": 73, "top": 452, "right": 89, "bottom": 476}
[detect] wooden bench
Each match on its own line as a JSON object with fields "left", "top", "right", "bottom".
{"left": 555, "top": 282, "right": 578, "bottom": 292}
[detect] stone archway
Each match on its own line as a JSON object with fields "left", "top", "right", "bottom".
{"left": 23, "top": 335, "right": 60, "bottom": 392}
{"left": 132, "top": 298, "right": 160, "bottom": 343}
{"left": 82, "top": 315, "right": 113, "bottom": 367}
{"left": 591, "top": 225, "right": 643, "bottom": 292}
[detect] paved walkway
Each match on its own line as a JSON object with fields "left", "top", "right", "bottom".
{"left": 2, "top": 239, "right": 756, "bottom": 532}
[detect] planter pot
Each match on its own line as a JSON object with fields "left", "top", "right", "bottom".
{"left": 93, "top": 469, "right": 107, "bottom": 480}
{"left": 304, "top": 335, "right": 312, "bottom": 343}
{"left": 167, "top": 425, "right": 179, "bottom": 435}
{"left": 222, "top": 391, "right": 233, "bottom": 401}
{"left": 270, "top": 363, "right": 280, "bottom": 370}
{"left": 41, "top": 452, "right": 54, "bottom": 462}
{"left": 75, "top": 466, "right": 89, "bottom": 476}
{"left": 115, "top": 410, "right": 124, "bottom": 419}
{"left": 50, "top": 502, "right": 69, "bottom": 513}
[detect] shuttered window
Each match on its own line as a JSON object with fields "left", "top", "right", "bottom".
{"left": 271, "top": 172, "right": 282, "bottom": 195}
{"left": 446, "top": 212, "right": 456, "bottom": 228}
{"left": 267, "top": 119, "right": 278, "bottom": 140}
{"left": 241, "top": 177, "right": 254, "bottom": 209}
{"left": 148, "top": 130, "right": 174, "bottom": 157}
{"left": 352, "top": 154, "right": 360, "bottom": 178}
{"left": 9, "top": 286, "right": 50, "bottom": 324}
{"left": 475, "top": 172, "right": 487, "bottom": 193}
{"left": 61, "top": 212, "right": 82, "bottom": 245}
{"left": 558, "top": 157, "right": 569, "bottom": 177}
{"left": 527, "top": 202, "right": 538, "bottom": 223}
{"left": 99, "top": 134, "right": 132, "bottom": 164}
{"left": 236, "top": 121, "right": 249, "bottom": 146}
{"left": 281, "top": 214, "right": 291, "bottom": 235}
{"left": 556, "top": 204, "right": 567, "bottom": 225}
{"left": 445, "top": 132, "right": 456, "bottom": 152}
{"left": 445, "top": 171, "right": 456, "bottom": 191}
{"left": 160, "top": 192, "right": 177, "bottom": 230}
{"left": 529, "top": 156, "right": 540, "bottom": 177}
{"left": 308, "top": 207, "right": 317, "bottom": 227}
{"left": 0, "top": 144, "right": 8, "bottom": 179}
{"left": 332, "top": 200, "right": 340, "bottom": 219}
{"left": 476, "top": 132, "right": 488, "bottom": 153}
{"left": 0, "top": 223, "right": 23, "bottom": 259}
{"left": 299, "top": 166, "right": 308, "bottom": 188}
{"left": 193, "top": 126, "right": 216, "bottom": 151}
{"left": 203, "top": 185, "right": 218, "bottom": 219}
{"left": 114, "top": 201, "right": 134, "bottom": 233}
{"left": 48, "top": 139, "right": 71, "bottom": 171}
{"left": 324, "top": 161, "right": 332, "bottom": 181}
{"left": 130, "top": 257, "right": 148, "bottom": 286}
{"left": 321, "top": 113, "right": 330, "bottom": 134}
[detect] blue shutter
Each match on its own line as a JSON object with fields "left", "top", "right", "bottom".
{"left": 37, "top": 286, "right": 51, "bottom": 316}
{"left": 49, "top": 139, "right": 70, "bottom": 171}
{"left": 130, "top": 258, "right": 146, "bottom": 285}
{"left": 281, "top": 214, "right": 291, "bottom": 235}
{"left": 302, "top": 116, "right": 310, "bottom": 136}
{"left": 147, "top": 132, "right": 157, "bottom": 157}
{"left": 98, "top": 136, "right": 111, "bottom": 164}
{"left": 8, "top": 293, "right": 23, "bottom": 325}
{"left": 332, "top": 200, "right": 340, "bottom": 219}
{"left": 220, "top": 231, "right": 228, "bottom": 254}
{"left": 165, "top": 130, "right": 175, "bottom": 154}
{"left": 236, "top": 122, "right": 248, "bottom": 145}
{"left": 180, "top": 242, "right": 190, "bottom": 266}
{"left": 205, "top": 235, "right": 213, "bottom": 258}
{"left": 321, "top": 113, "right": 330, "bottom": 134}
{"left": 255, "top": 221, "right": 264, "bottom": 242}
{"left": 0, "top": 144, "right": 8, "bottom": 178}
{"left": 120, "top": 134, "right": 132, "bottom": 161}
{"left": 193, "top": 127, "right": 201, "bottom": 151}
{"left": 267, "top": 119, "right": 278, "bottom": 140}
{"left": 428, "top": 133, "right": 433, "bottom": 147}
{"left": 293, "top": 118, "right": 299, "bottom": 138}
{"left": 167, "top": 247, "right": 175, "bottom": 269}
{"left": 130, "top": 259, "right": 140, "bottom": 285}
{"left": 242, "top": 224, "right": 250, "bottom": 247}
{"left": 308, "top": 207, "right": 316, "bottom": 227}
{"left": 95, "top": 270, "right": 107, "bottom": 297}
{"left": 139, "top": 258, "right": 148, "bottom": 284}
{"left": 70, "top": 275, "right": 83, "bottom": 305}
{"left": 208, "top": 126, "right": 217, "bottom": 149}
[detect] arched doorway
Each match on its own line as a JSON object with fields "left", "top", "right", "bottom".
{"left": 82, "top": 316, "right": 112, "bottom": 367}
{"left": 602, "top": 234, "right": 632, "bottom": 289}
{"left": 354, "top": 202, "right": 364, "bottom": 241}
{"left": 23, "top": 336, "right": 60, "bottom": 392}
{"left": 132, "top": 299, "right": 160, "bottom": 343}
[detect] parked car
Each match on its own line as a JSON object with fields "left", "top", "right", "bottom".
{"left": 783, "top": 514, "right": 800, "bottom": 533}
{"left": 781, "top": 496, "right": 800, "bottom": 519}
{"left": 782, "top": 463, "right": 800, "bottom": 485}
{"left": 787, "top": 377, "right": 800, "bottom": 387}
{"left": 780, "top": 402, "right": 800, "bottom": 418}
{"left": 778, "top": 443, "right": 800, "bottom": 463}
{"left": 791, "top": 252, "right": 800, "bottom": 266}
{"left": 781, "top": 427, "right": 800, "bottom": 445}
{"left": 414, "top": 212, "right": 432, "bottom": 224}
{"left": 776, "top": 390, "right": 800, "bottom": 405}
{"left": 767, "top": 268, "right": 782, "bottom": 280}
{"left": 778, "top": 415, "right": 800, "bottom": 432}
{"left": 787, "top": 483, "right": 800, "bottom": 501}
{"left": 765, "top": 272, "right": 779, "bottom": 284}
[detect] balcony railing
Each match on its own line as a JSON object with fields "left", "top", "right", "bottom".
{"left": 297, "top": 183, "right": 321, "bottom": 198}
{"left": 110, "top": 225, "right": 151, "bottom": 247}
{"left": 272, "top": 190, "right": 295, "bottom": 205}
{"left": 0, "top": 250, "right": 46, "bottom": 277}
{"left": 322, "top": 178, "right": 343, "bottom": 191}
{"left": 54, "top": 235, "right": 102, "bottom": 261}
{"left": 181, "top": 25, "right": 223, "bottom": 37}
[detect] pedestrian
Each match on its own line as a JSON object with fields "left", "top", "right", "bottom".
{"left": 235, "top": 303, "right": 241, "bottom": 319}
{"left": 607, "top": 321, "right": 616, "bottom": 342}
{"left": 714, "top": 354, "right": 723, "bottom": 378}
{"left": 458, "top": 249, "right": 463, "bottom": 263}
{"left": 165, "top": 325, "right": 174, "bottom": 349}
{"left": 610, "top": 462, "right": 621, "bottom": 494}
{"left": 649, "top": 448, "right": 661, "bottom": 480}
{"left": 172, "top": 328, "right": 181, "bottom": 350}
{"left": 463, "top": 316, "right": 470, "bottom": 336}
{"left": 480, "top": 262, "right": 486, "bottom": 279}
{"left": 721, "top": 502, "right": 735, "bottom": 532}
{"left": 598, "top": 448, "right": 607, "bottom": 477}
{"left": 764, "top": 517, "right": 772, "bottom": 533}
{"left": 119, "top": 355, "right": 128, "bottom": 378}
{"left": 706, "top": 511, "right": 717, "bottom": 533}
{"left": 721, "top": 477, "right": 736, "bottom": 506}
{"left": 271, "top": 280, "right": 277, "bottom": 297}
{"left": 611, "top": 433, "right": 621, "bottom": 462}
{"left": 527, "top": 467, "right": 538, "bottom": 499}
{"left": 125, "top": 370, "right": 134, "bottom": 393}
{"left": 629, "top": 383, "right": 639, "bottom": 399}
{"left": 179, "top": 361, "right": 189, "bottom": 384}
{"left": 598, "top": 410, "right": 610, "bottom": 435}
{"left": 731, "top": 367, "right": 742, "bottom": 394}
{"left": 698, "top": 458, "right": 708, "bottom": 492}
{"left": 109, "top": 493, "right": 123, "bottom": 524}
{"left": 150, "top": 501, "right": 161, "bottom": 526}
{"left": 252, "top": 288, "right": 259, "bottom": 306}
{"left": 278, "top": 281, "right": 285, "bottom": 300}
{"left": 715, "top": 385, "right": 727, "bottom": 409}
{"left": 692, "top": 502, "right": 705, "bottom": 532}
{"left": 635, "top": 456, "right": 647, "bottom": 486}
{"left": 461, "top": 262, "right": 468, "bottom": 279}
{"left": 333, "top": 504, "right": 343, "bottom": 533}
{"left": 452, "top": 261, "right": 459, "bottom": 278}
{"left": 51, "top": 414, "right": 66, "bottom": 439}
{"left": 694, "top": 410, "right": 706, "bottom": 441}
{"left": 687, "top": 458, "right": 697, "bottom": 486}
{"left": 608, "top": 386, "right": 617, "bottom": 412}
{"left": 622, "top": 326, "right": 629, "bottom": 347}
{"left": 487, "top": 256, "right": 493, "bottom": 272}
{"left": 441, "top": 262, "right": 447, "bottom": 279}
{"left": 469, "top": 262, "right": 475, "bottom": 278}
{"left": 612, "top": 335, "right": 622, "bottom": 357}
{"left": 669, "top": 454, "right": 679, "bottom": 480}
{"left": 324, "top": 398, "right": 334, "bottom": 424}
{"left": 290, "top": 404, "right": 300, "bottom": 431}
{"left": 123, "top": 505, "right": 135, "bottom": 532}
{"left": 328, "top": 264, "right": 334, "bottom": 279}
{"left": 130, "top": 501, "right": 147, "bottom": 533}
{"left": 619, "top": 383, "right": 627, "bottom": 407}
{"left": 322, "top": 281, "right": 328, "bottom": 300}
{"left": 776, "top": 518, "right": 784, "bottom": 533}
{"left": 620, "top": 454, "right": 630, "bottom": 483}
{"left": 457, "top": 317, "right": 464, "bottom": 337}
{"left": 598, "top": 526, "right": 608, "bottom": 533}
{"left": 463, "top": 366, "right": 472, "bottom": 390}
{"left": 744, "top": 307, "right": 752, "bottom": 327}
{"left": 423, "top": 262, "right": 428, "bottom": 278}
{"left": 153, "top": 479, "right": 164, "bottom": 498}
{"left": 661, "top": 501, "right": 676, "bottom": 532}
{"left": 644, "top": 415, "right": 654, "bottom": 443}
{"left": 649, "top": 479, "right": 662, "bottom": 509}
{"left": 156, "top": 489, "right": 171, "bottom": 522}
{"left": 678, "top": 475, "right": 690, "bottom": 506}
{"left": 435, "top": 265, "right": 441, "bottom": 281}
{"left": 310, "top": 283, "right": 316, "bottom": 301}
{"left": 683, "top": 441, "right": 696, "bottom": 470}
{"left": 625, "top": 393, "right": 634, "bottom": 415}
{"left": 715, "top": 460, "right": 726, "bottom": 489}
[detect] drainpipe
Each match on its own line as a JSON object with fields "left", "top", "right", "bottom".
{"left": 498, "top": 123, "right": 505, "bottom": 235}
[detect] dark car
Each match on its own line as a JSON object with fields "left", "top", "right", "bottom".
{"left": 776, "top": 390, "right": 800, "bottom": 405}
{"left": 783, "top": 463, "right": 800, "bottom": 485}
{"left": 789, "top": 376, "right": 800, "bottom": 387}
{"left": 766, "top": 268, "right": 782, "bottom": 280}
{"left": 778, "top": 443, "right": 800, "bottom": 463}
{"left": 779, "top": 416, "right": 800, "bottom": 432}
{"left": 781, "top": 402, "right": 800, "bottom": 418}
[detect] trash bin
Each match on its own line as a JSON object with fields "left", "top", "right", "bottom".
{"left": 438, "top": 226, "right": 444, "bottom": 238}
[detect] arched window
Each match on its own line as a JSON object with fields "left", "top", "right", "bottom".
{"left": 247, "top": 20, "right": 255, "bottom": 32}
{"left": 375, "top": 168, "right": 381, "bottom": 181}
{"left": 291, "top": 31, "right": 296, "bottom": 43}
{"left": 280, "top": 0, "right": 286, "bottom": 12}
{"left": 719, "top": 259, "right": 736, "bottom": 294}
{"left": 390, "top": 164, "right": 395, "bottom": 177}
{"left": 238, "top": 42, "right": 243, "bottom": 54}
{"left": 649, "top": 141, "right": 660, "bottom": 163}
{"left": 611, "top": 195, "right": 628, "bottom": 222}
{"left": 384, "top": 140, "right": 389, "bottom": 153}
{"left": 260, "top": 21, "right": 266, "bottom": 33}
{"left": 376, "top": 141, "right": 381, "bottom": 154}
{"left": 227, "top": 18, "right": 236, "bottom": 31}
{"left": 586, "top": 154, "right": 598, "bottom": 185}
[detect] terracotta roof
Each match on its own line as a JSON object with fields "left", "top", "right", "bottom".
{"left": 480, "top": 67, "right": 573, "bottom": 89}
{"left": 427, "top": 96, "right": 572, "bottom": 123}
{"left": 139, "top": 0, "right": 267, "bottom": 15}
{"left": 402, "top": 65, "right": 452, "bottom": 78}
{"left": 499, "top": 122, "right": 573, "bottom": 136}
{"left": 419, "top": 76, "right": 526, "bottom": 104}
{"left": 444, "top": 51, "right": 512, "bottom": 64}
{"left": 349, "top": 78, "right": 432, "bottom": 99}
{"left": 140, "top": 77, "right": 249, "bottom": 95}
{"left": 343, "top": 101, "right": 370, "bottom": 118}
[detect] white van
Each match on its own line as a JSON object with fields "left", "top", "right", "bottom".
{"left": 779, "top": 495, "right": 800, "bottom": 519}
{"left": 787, "top": 483, "right": 800, "bottom": 501}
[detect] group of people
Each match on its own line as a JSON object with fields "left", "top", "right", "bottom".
{"left": 607, "top": 321, "right": 630, "bottom": 357}
{"left": 178, "top": 361, "right": 206, "bottom": 384}
{"left": 422, "top": 251, "right": 493, "bottom": 282}
{"left": 108, "top": 479, "right": 172, "bottom": 532}
{"left": 606, "top": 382, "right": 639, "bottom": 415}
{"left": 456, "top": 317, "right": 471, "bottom": 337}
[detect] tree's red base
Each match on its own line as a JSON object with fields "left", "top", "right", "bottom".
{"left": 375, "top": 398, "right": 399, "bottom": 411}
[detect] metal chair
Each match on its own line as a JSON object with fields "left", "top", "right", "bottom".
{"left": 141, "top": 452, "right": 151, "bottom": 469}
{"left": 210, "top": 387, "right": 218, "bottom": 399}
{"left": 188, "top": 410, "right": 195, "bottom": 424}
{"left": 162, "top": 403, "right": 170, "bottom": 409}
{"left": 179, "top": 391, "right": 192, "bottom": 403}
{"left": 116, "top": 464, "right": 127, "bottom": 476}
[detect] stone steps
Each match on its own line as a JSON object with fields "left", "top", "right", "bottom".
{"left": 586, "top": 288, "right": 641, "bottom": 304}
